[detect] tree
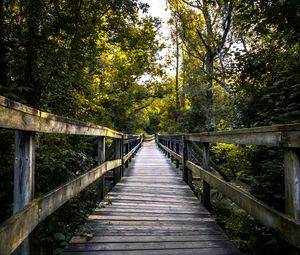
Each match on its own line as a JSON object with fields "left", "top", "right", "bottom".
{"left": 168, "top": 0, "right": 234, "bottom": 129}
{"left": 232, "top": 0, "right": 300, "bottom": 126}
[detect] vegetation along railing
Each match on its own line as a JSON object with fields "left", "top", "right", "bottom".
{"left": 0, "top": 96, "right": 143, "bottom": 255}
{"left": 157, "top": 125, "right": 300, "bottom": 249}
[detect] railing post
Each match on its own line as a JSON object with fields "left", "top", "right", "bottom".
{"left": 182, "top": 136, "right": 188, "bottom": 183}
{"left": 165, "top": 139, "right": 168, "bottom": 155}
{"left": 171, "top": 140, "right": 174, "bottom": 163}
{"left": 132, "top": 139, "right": 135, "bottom": 158}
{"left": 125, "top": 140, "right": 129, "bottom": 168}
{"left": 113, "top": 138, "right": 121, "bottom": 185}
{"left": 97, "top": 136, "right": 105, "bottom": 202}
{"left": 176, "top": 141, "right": 179, "bottom": 168}
{"left": 202, "top": 142, "right": 212, "bottom": 211}
{"left": 129, "top": 141, "right": 132, "bottom": 162}
{"left": 121, "top": 135, "right": 124, "bottom": 176}
{"left": 186, "top": 140, "right": 194, "bottom": 190}
{"left": 284, "top": 148, "right": 300, "bottom": 221}
{"left": 14, "top": 131, "right": 35, "bottom": 255}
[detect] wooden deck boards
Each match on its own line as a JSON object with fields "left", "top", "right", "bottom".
{"left": 63, "top": 141, "right": 239, "bottom": 255}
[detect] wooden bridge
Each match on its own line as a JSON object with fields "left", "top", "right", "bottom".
{"left": 0, "top": 96, "right": 299, "bottom": 254}
{"left": 63, "top": 141, "right": 239, "bottom": 254}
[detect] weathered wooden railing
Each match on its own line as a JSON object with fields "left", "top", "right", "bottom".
{"left": 157, "top": 124, "right": 300, "bottom": 250}
{"left": 0, "top": 96, "right": 143, "bottom": 255}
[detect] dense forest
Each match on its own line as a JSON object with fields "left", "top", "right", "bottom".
{"left": 0, "top": 0, "right": 299, "bottom": 254}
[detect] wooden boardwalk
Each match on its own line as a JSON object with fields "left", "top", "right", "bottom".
{"left": 63, "top": 141, "right": 239, "bottom": 255}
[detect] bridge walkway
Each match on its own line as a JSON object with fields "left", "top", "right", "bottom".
{"left": 63, "top": 141, "right": 239, "bottom": 255}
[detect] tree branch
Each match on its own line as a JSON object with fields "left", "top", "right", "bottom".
{"left": 219, "top": 0, "right": 233, "bottom": 51}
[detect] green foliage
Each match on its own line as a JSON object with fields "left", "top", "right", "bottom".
{"left": 211, "top": 144, "right": 254, "bottom": 180}
{"left": 211, "top": 143, "right": 284, "bottom": 209}
{"left": 231, "top": 0, "right": 300, "bottom": 127}
{"left": 35, "top": 134, "right": 97, "bottom": 194}
{"left": 212, "top": 197, "right": 290, "bottom": 255}
{"left": 31, "top": 185, "right": 98, "bottom": 254}
{"left": 0, "top": 130, "right": 14, "bottom": 223}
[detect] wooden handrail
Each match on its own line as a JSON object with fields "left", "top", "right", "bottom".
{"left": 0, "top": 96, "right": 142, "bottom": 255}
{"left": 0, "top": 96, "right": 122, "bottom": 138}
{"left": 159, "top": 124, "right": 300, "bottom": 147}
{"left": 157, "top": 125, "right": 300, "bottom": 249}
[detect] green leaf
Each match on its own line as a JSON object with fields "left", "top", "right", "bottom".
{"left": 54, "top": 232, "right": 66, "bottom": 241}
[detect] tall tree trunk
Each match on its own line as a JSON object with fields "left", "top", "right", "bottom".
{"left": 0, "top": 0, "right": 7, "bottom": 88}
{"left": 181, "top": 49, "right": 186, "bottom": 108}
{"left": 175, "top": 20, "right": 180, "bottom": 119}
{"left": 205, "top": 52, "right": 214, "bottom": 130}
{"left": 24, "top": 0, "right": 42, "bottom": 108}
{"left": 68, "top": 0, "right": 82, "bottom": 79}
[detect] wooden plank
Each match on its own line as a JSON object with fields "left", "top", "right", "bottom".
{"left": 97, "top": 207, "right": 208, "bottom": 214}
{"left": 108, "top": 195, "right": 199, "bottom": 203}
{"left": 186, "top": 160, "right": 300, "bottom": 248}
{"left": 84, "top": 220, "right": 216, "bottom": 226}
{"left": 83, "top": 226, "right": 222, "bottom": 235}
{"left": 187, "top": 132, "right": 284, "bottom": 147}
{"left": 87, "top": 215, "right": 213, "bottom": 222}
{"left": 105, "top": 202, "right": 204, "bottom": 209}
{"left": 69, "top": 230, "right": 223, "bottom": 237}
{"left": 0, "top": 159, "right": 121, "bottom": 255}
{"left": 82, "top": 229, "right": 222, "bottom": 236}
{"left": 63, "top": 248, "right": 239, "bottom": 255}
{"left": 69, "top": 235, "right": 227, "bottom": 243}
{"left": 121, "top": 176, "right": 183, "bottom": 180}
{"left": 0, "top": 96, "right": 121, "bottom": 138}
{"left": 90, "top": 212, "right": 210, "bottom": 219}
{"left": 110, "top": 188, "right": 195, "bottom": 197}
{"left": 108, "top": 191, "right": 198, "bottom": 199}
{"left": 65, "top": 240, "right": 236, "bottom": 251}
{"left": 115, "top": 183, "right": 190, "bottom": 190}
{"left": 108, "top": 198, "right": 200, "bottom": 206}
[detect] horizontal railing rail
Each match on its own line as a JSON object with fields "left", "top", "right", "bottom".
{"left": 0, "top": 96, "right": 122, "bottom": 138}
{"left": 157, "top": 124, "right": 300, "bottom": 249}
{"left": 0, "top": 96, "right": 142, "bottom": 255}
